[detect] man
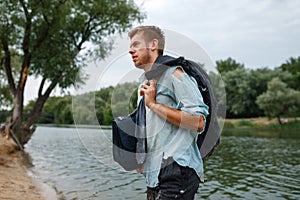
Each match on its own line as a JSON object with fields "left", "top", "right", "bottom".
{"left": 128, "top": 26, "right": 209, "bottom": 200}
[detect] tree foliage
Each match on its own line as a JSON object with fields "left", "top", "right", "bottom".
{"left": 23, "top": 82, "right": 139, "bottom": 125}
{"left": 216, "top": 58, "right": 289, "bottom": 118}
{"left": 3, "top": 56, "right": 298, "bottom": 127}
{"left": 216, "top": 59, "right": 270, "bottom": 118}
{"left": 221, "top": 68, "right": 249, "bottom": 117}
{"left": 0, "top": 49, "right": 21, "bottom": 109}
{"left": 280, "top": 56, "right": 300, "bottom": 90}
{"left": 256, "top": 78, "right": 300, "bottom": 124}
{"left": 216, "top": 57, "right": 244, "bottom": 75}
{"left": 0, "top": 0, "right": 144, "bottom": 146}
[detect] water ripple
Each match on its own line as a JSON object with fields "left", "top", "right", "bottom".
{"left": 25, "top": 127, "right": 300, "bottom": 200}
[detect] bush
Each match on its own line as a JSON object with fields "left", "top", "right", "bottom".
{"left": 237, "top": 120, "right": 254, "bottom": 127}
{"left": 223, "top": 121, "right": 235, "bottom": 128}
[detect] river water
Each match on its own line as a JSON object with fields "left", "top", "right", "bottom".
{"left": 25, "top": 126, "right": 300, "bottom": 200}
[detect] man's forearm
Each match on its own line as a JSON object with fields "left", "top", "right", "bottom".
{"left": 148, "top": 102, "right": 205, "bottom": 132}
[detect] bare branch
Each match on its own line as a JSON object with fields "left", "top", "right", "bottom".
{"left": 38, "top": 78, "right": 46, "bottom": 97}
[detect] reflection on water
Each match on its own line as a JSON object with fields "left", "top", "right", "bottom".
{"left": 25, "top": 127, "right": 300, "bottom": 200}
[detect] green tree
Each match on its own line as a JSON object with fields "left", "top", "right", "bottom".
{"left": 70, "top": 82, "right": 138, "bottom": 126}
{"left": 256, "top": 78, "right": 300, "bottom": 124}
{"left": 0, "top": 49, "right": 22, "bottom": 109}
{"left": 222, "top": 68, "right": 250, "bottom": 117}
{"left": 216, "top": 57, "right": 244, "bottom": 75}
{"left": 0, "top": 0, "right": 144, "bottom": 147}
{"left": 280, "top": 56, "right": 300, "bottom": 90}
{"left": 48, "top": 96, "right": 73, "bottom": 124}
{"left": 95, "top": 86, "right": 113, "bottom": 124}
{"left": 208, "top": 71, "right": 226, "bottom": 117}
{"left": 246, "top": 68, "right": 278, "bottom": 117}
{"left": 73, "top": 92, "right": 98, "bottom": 125}
{"left": 216, "top": 58, "right": 247, "bottom": 117}
{"left": 103, "top": 106, "right": 113, "bottom": 125}
{"left": 217, "top": 58, "right": 279, "bottom": 118}
{"left": 25, "top": 96, "right": 73, "bottom": 124}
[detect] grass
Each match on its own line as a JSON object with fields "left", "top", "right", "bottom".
{"left": 221, "top": 117, "right": 300, "bottom": 138}
{"left": 223, "top": 117, "right": 300, "bottom": 130}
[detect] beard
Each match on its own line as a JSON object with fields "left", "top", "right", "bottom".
{"left": 134, "top": 49, "right": 153, "bottom": 71}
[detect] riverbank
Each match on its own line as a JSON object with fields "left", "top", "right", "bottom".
{"left": 0, "top": 136, "right": 60, "bottom": 200}
{"left": 224, "top": 117, "right": 300, "bottom": 129}
{"left": 222, "top": 117, "right": 300, "bottom": 138}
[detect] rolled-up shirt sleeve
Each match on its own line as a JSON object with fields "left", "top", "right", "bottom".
{"left": 171, "top": 68, "right": 209, "bottom": 119}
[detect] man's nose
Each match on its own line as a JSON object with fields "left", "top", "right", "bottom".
{"left": 129, "top": 47, "right": 135, "bottom": 54}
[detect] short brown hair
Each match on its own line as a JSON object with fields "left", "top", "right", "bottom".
{"left": 128, "top": 25, "right": 165, "bottom": 55}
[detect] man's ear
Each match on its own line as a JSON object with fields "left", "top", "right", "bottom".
{"left": 150, "top": 39, "right": 159, "bottom": 51}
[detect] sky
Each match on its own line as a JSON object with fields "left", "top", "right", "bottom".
{"left": 136, "top": 0, "right": 300, "bottom": 68}
{"left": 25, "top": 0, "right": 300, "bottom": 103}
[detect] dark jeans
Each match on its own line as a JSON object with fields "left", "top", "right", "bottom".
{"left": 147, "top": 157, "right": 200, "bottom": 200}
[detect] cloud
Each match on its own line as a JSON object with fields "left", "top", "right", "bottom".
{"left": 137, "top": 0, "right": 300, "bottom": 68}
{"left": 24, "top": 0, "right": 300, "bottom": 103}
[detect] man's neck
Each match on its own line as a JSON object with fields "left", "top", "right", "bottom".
{"left": 143, "top": 54, "right": 160, "bottom": 72}
{"left": 143, "top": 64, "right": 153, "bottom": 72}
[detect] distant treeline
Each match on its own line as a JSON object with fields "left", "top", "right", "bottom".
{"left": 22, "top": 82, "right": 139, "bottom": 125}
{"left": 215, "top": 57, "right": 300, "bottom": 124}
{"left": 1, "top": 57, "right": 299, "bottom": 125}
{"left": 0, "top": 82, "right": 139, "bottom": 125}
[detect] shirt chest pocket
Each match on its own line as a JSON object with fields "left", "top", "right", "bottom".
{"left": 156, "top": 86, "right": 177, "bottom": 109}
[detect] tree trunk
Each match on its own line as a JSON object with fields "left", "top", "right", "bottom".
{"left": 1, "top": 75, "right": 59, "bottom": 150}
{"left": 22, "top": 79, "right": 58, "bottom": 145}
{"left": 11, "top": 54, "right": 30, "bottom": 146}
{"left": 1, "top": 5, "right": 45, "bottom": 149}
{"left": 11, "top": 89, "right": 25, "bottom": 148}
{"left": 1, "top": 92, "right": 48, "bottom": 148}
{"left": 0, "top": 90, "right": 42, "bottom": 149}
{"left": 23, "top": 95, "right": 48, "bottom": 144}
{"left": 277, "top": 116, "right": 282, "bottom": 125}
{"left": 0, "top": 117, "right": 24, "bottom": 151}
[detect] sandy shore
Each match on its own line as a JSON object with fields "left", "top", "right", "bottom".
{"left": 0, "top": 137, "right": 60, "bottom": 200}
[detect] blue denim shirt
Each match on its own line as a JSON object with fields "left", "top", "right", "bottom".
{"left": 138, "top": 66, "right": 209, "bottom": 187}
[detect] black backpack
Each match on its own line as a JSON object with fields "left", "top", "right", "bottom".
{"left": 112, "top": 97, "right": 146, "bottom": 171}
{"left": 145, "top": 55, "right": 221, "bottom": 159}
{"left": 112, "top": 55, "right": 221, "bottom": 171}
